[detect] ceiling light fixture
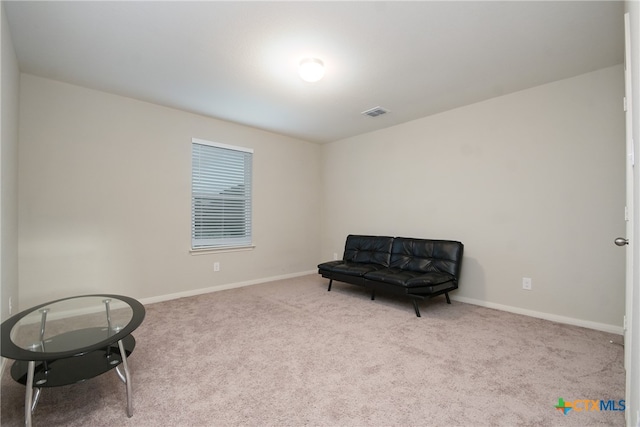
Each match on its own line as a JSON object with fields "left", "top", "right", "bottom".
{"left": 298, "top": 58, "right": 325, "bottom": 83}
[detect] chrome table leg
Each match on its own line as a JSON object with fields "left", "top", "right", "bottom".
{"left": 31, "top": 387, "right": 42, "bottom": 414}
{"left": 117, "top": 339, "right": 133, "bottom": 417}
{"left": 103, "top": 299, "right": 113, "bottom": 357}
{"left": 24, "top": 360, "right": 35, "bottom": 427}
{"left": 38, "top": 309, "right": 49, "bottom": 351}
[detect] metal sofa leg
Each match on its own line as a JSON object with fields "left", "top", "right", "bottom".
{"left": 371, "top": 289, "right": 376, "bottom": 300}
{"left": 445, "top": 292, "right": 451, "bottom": 304}
{"left": 327, "top": 279, "right": 333, "bottom": 291}
{"left": 412, "top": 299, "right": 421, "bottom": 317}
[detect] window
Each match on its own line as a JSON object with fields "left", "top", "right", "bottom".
{"left": 191, "top": 138, "right": 253, "bottom": 250}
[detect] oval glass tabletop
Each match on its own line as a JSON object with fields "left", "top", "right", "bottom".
{"left": 1, "top": 294, "right": 145, "bottom": 361}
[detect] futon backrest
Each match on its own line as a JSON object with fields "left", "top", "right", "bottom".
{"left": 343, "top": 235, "right": 394, "bottom": 267}
{"left": 390, "top": 238, "right": 464, "bottom": 278}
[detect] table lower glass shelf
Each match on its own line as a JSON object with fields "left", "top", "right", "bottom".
{"left": 10, "top": 328, "right": 136, "bottom": 388}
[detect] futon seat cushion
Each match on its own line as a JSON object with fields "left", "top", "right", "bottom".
{"left": 317, "top": 260, "right": 342, "bottom": 272}
{"left": 364, "top": 269, "right": 454, "bottom": 288}
{"left": 319, "top": 261, "right": 384, "bottom": 277}
{"left": 405, "top": 272, "right": 456, "bottom": 288}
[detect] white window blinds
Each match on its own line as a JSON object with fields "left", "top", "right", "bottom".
{"left": 191, "top": 139, "right": 253, "bottom": 249}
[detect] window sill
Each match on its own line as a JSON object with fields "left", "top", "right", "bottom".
{"left": 190, "top": 245, "right": 256, "bottom": 255}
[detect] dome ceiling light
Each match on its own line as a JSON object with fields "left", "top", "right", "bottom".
{"left": 298, "top": 58, "right": 325, "bottom": 83}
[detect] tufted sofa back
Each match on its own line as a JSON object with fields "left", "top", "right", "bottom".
{"left": 390, "top": 237, "right": 464, "bottom": 278}
{"left": 343, "top": 235, "right": 394, "bottom": 267}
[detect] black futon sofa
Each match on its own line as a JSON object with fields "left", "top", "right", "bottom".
{"left": 318, "top": 235, "right": 464, "bottom": 317}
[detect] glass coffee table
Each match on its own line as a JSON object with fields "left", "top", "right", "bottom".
{"left": 1, "top": 294, "right": 145, "bottom": 427}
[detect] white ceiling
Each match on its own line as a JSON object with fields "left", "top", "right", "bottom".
{"left": 4, "top": 1, "right": 624, "bottom": 144}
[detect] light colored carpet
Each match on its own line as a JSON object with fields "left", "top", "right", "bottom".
{"left": 1, "top": 274, "right": 625, "bottom": 426}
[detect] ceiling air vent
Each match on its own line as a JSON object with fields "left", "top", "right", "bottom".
{"left": 361, "top": 106, "right": 390, "bottom": 118}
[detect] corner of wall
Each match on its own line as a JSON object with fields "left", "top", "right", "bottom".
{"left": 1, "top": 1, "right": 21, "bottom": 322}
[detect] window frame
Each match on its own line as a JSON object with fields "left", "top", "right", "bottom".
{"left": 191, "top": 138, "right": 254, "bottom": 252}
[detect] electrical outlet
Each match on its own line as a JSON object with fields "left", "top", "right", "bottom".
{"left": 522, "top": 277, "right": 532, "bottom": 290}
{"left": 8, "top": 297, "right": 12, "bottom": 315}
{"left": 333, "top": 253, "right": 338, "bottom": 260}
{"left": 214, "top": 262, "right": 220, "bottom": 272}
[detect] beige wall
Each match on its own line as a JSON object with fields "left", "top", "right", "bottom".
{"left": 18, "top": 74, "right": 321, "bottom": 309}
{"left": 321, "top": 65, "right": 626, "bottom": 330}
{"left": 14, "top": 62, "right": 627, "bottom": 332}
{"left": 1, "top": 3, "right": 20, "bottom": 322}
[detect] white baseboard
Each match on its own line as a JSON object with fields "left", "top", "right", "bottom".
{"left": 451, "top": 295, "right": 624, "bottom": 335}
{"left": 139, "top": 270, "right": 316, "bottom": 306}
